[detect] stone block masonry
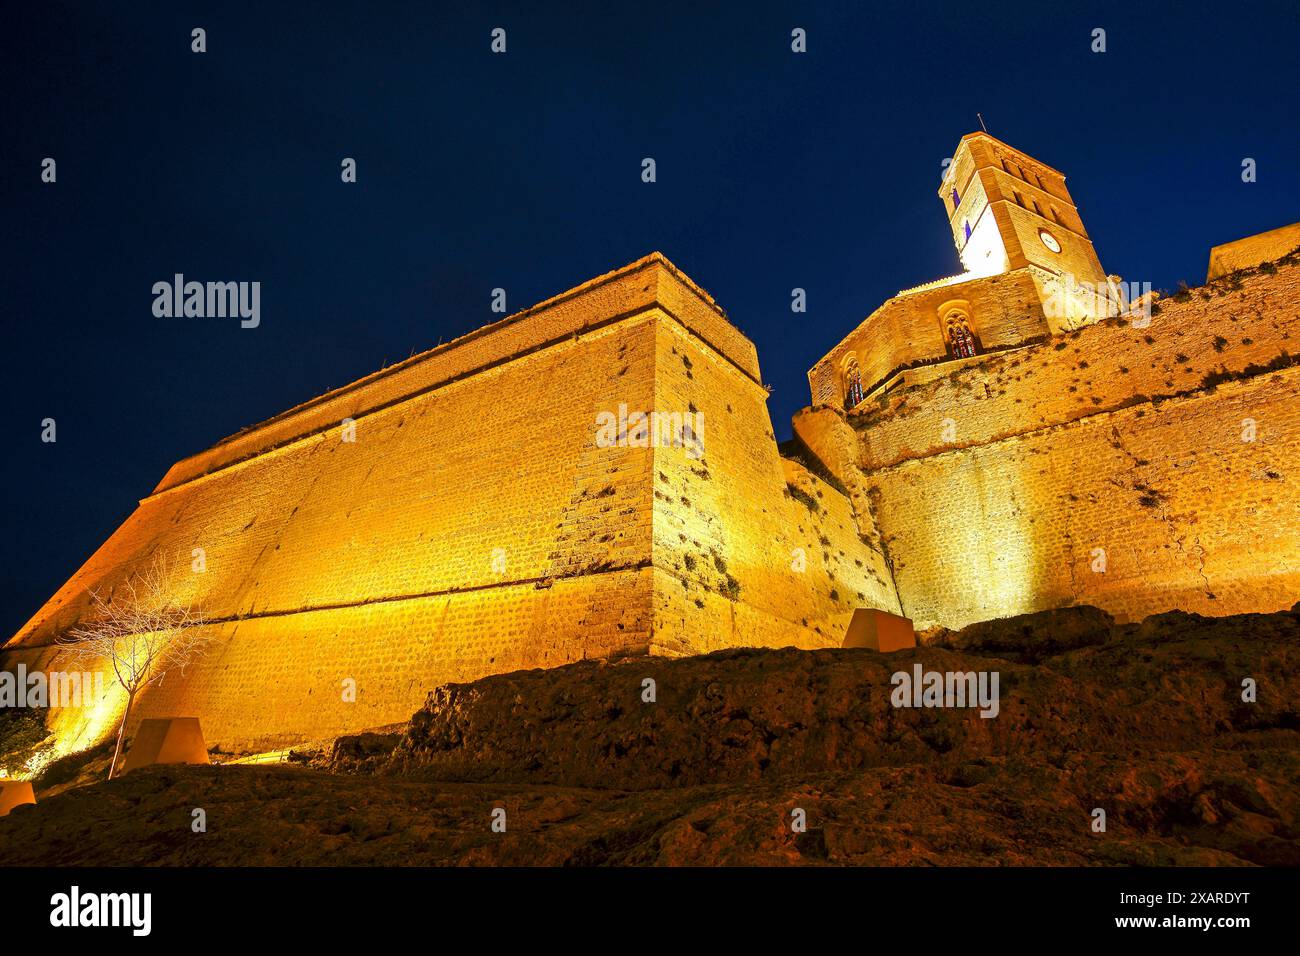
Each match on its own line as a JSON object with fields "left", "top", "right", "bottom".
{"left": 649, "top": 314, "right": 899, "bottom": 657}
{"left": 867, "top": 366, "right": 1300, "bottom": 629}
{"left": 1207, "top": 222, "right": 1300, "bottom": 281}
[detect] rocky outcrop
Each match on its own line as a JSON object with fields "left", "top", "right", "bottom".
{"left": 380, "top": 606, "right": 1299, "bottom": 791}
{"left": 926, "top": 604, "right": 1116, "bottom": 661}
{"left": 2, "top": 605, "right": 1297, "bottom": 866}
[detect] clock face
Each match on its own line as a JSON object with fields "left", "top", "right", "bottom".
{"left": 1039, "top": 229, "right": 1062, "bottom": 253}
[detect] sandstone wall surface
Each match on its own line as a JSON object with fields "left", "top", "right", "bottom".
{"left": 1207, "top": 223, "right": 1300, "bottom": 281}
{"left": 849, "top": 260, "right": 1300, "bottom": 471}
{"left": 808, "top": 269, "right": 1050, "bottom": 409}
{"left": 843, "top": 259, "right": 1300, "bottom": 628}
{"left": 6, "top": 306, "right": 664, "bottom": 749}
{"left": 648, "top": 314, "right": 899, "bottom": 657}
{"left": 869, "top": 367, "right": 1300, "bottom": 629}
{"left": 3, "top": 254, "right": 893, "bottom": 753}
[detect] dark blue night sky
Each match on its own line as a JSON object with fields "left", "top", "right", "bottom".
{"left": 2, "top": 0, "right": 1297, "bottom": 636}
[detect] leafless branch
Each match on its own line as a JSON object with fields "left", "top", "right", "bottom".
{"left": 56, "top": 554, "right": 212, "bottom": 697}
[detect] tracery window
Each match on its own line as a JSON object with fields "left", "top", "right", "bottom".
{"left": 843, "top": 355, "right": 864, "bottom": 408}
{"left": 943, "top": 308, "right": 979, "bottom": 359}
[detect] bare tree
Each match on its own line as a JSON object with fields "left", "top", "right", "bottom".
{"left": 57, "top": 556, "right": 211, "bottom": 779}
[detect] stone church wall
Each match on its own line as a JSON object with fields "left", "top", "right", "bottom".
{"left": 808, "top": 269, "right": 1050, "bottom": 409}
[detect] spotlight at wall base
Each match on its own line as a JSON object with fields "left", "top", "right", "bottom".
{"left": 842, "top": 608, "right": 917, "bottom": 652}
{"left": 0, "top": 780, "right": 37, "bottom": 817}
{"left": 120, "top": 717, "right": 211, "bottom": 775}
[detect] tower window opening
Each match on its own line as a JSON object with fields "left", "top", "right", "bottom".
{"left": 963, "top": 220, "right": 972, "bottom": 241}
{"left": 1032, "top": 199, "right": 1042, "bottom": 216}
{"left": 1050, "top": 205, "right": 1063, "bottom": 224}
{"left": 951, "top": 186, "right": 960, "bottom": 207}
{"left": 1013, "top": 190, "right": 1024, "bottom": 207}
{"left": 843, "top": 355, "right": 864, "bottom": 408}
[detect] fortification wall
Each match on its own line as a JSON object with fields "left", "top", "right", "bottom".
{"left": 867, "top": 367, "right": 1300, "bottom": 629}
{"left": 1207, "top": 223, "right": 1300, "bottom": 280}
{"left": 6, "top": 297, "right": 668, "bottom": 749}
{"left": 153, "top": 253, "right": 759, "bottom": 494}
{"left": 11, "top": 312, "right": 661, "bottom": 648}
{"left": 5, "top": 569, "right": 654, "bottom": 754}
{"left": 4, "top": 253, "right": 896, "bottom": 753}
{"left": 648, "top": 315, "right": 900, "bottom": 656}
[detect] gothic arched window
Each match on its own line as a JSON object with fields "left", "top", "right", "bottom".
{"left": 942, "top": 307, "right": 979, "bottom": 359}
{"left": 843, "top": 355, "right": 863, "bottom": 408}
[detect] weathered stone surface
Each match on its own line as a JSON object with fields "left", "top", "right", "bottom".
{"left": 930, "top": 605, "right": 1114, "bottom": 662}
{"left": 1, "top": 253, "right": 893, "bottom": 754}
{"left": 850, "top": 254, "right": 1300, "bottom": 631}
{"left": 327, "top": 731, "right": 403, "bottom": 775}
{"left": 5, "top": 239, "right": 1298, "bottom": 757}
{"left": 379, "top": 607, "right": 1299, "bottom": 791}
{"left": 0, "top": 749, "right": 1294, "bottom": 866}
{"left": 1208, "top": 222, "right": 1300, "bottom": 280}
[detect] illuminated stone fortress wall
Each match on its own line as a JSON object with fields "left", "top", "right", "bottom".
{"left": 4, "top": 132, "right": 1295, "bottom": 756}
{"left": 3, "top": 254, "right": 895, "bottom": 752}
{"left": 801, "top": 133, "right": 1300, "bottom": 629}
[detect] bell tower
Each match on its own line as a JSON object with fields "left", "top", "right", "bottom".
{"left": 939, "top": 132, "right": 1111, "bottom": 331}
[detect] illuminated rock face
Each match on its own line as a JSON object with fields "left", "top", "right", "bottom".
{"left": 2, "top": 254, "right": 897, "bottom": 752}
